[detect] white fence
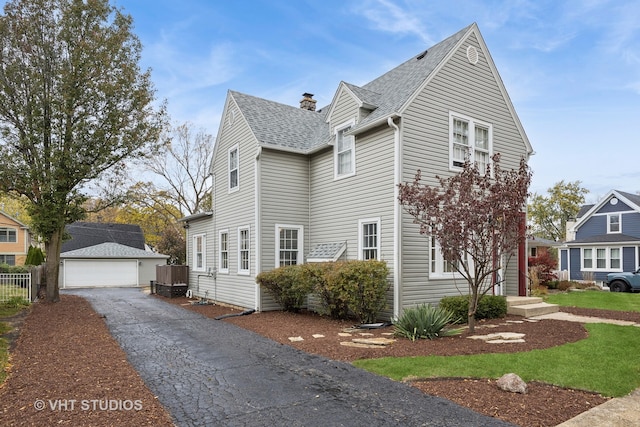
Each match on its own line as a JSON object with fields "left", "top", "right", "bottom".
{"left": 0, "top": 273, "right": 31, "bottom": 303}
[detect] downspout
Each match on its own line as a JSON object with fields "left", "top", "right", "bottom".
{"left": 254, "top": 146, "right": 262, "bottom": 311}
{"left": 387, "top": 116, "right": 401, "bottom": 319}
{"left": 212, "top": 173, "right": 217, "bottom": 303}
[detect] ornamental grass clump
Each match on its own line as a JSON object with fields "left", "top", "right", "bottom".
{"left": 393, "top": 304, "right": 463, "bottom": 341}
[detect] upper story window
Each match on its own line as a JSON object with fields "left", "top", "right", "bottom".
{"left": 430, "top": 236, "right": 473, "bottom": 278}
{"left": 450, "top": 112, "right": 492, "bottom": 172}
{"left": 193, "top": 234, "right": 206, "bottom": 272}
{"left": 276, "top": 225, "right": 303, "bottom": 267}
{"left": 334, "top": 120, "right": 356, "bottom": 179}
{"left": 228, "top": 145, "right": 239, "bottom": 192}
{"left": 238, "top": 226, "right": 250, "bottom": 275}
{"left": 359, "top": 218, "right": 380, "bottom": 260}
{"left": 219, "top": 230, "right": 229, "bottom": 273}
{"left": 0, "top": 228, "right": 17, "bottom": 243}
{"left": 608, "top": 214, "right": 621, "bottom": 233}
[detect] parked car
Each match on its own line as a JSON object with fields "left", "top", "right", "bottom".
{"left": 605, "top": 268, "right": 640, "bottom": 292}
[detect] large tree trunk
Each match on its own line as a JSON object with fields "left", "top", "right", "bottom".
{"left": 44, "top": 227, "right": 64, "bottom": 303}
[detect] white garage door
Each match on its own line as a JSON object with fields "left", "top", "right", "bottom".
{"left": 63, "top": 259, "right": 138, "bottom": 288}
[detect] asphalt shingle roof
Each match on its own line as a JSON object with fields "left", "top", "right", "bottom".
{"left": 61, "top": 222, "right": 146, "bottom": 252}
{"left": 60, "top": 242, "right": 168, "bottom": 259}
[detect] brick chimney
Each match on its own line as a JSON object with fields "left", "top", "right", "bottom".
{"left": 300, "top": 93, "right": 317, "bottom": 111}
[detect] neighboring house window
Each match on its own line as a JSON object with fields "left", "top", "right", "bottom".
{"left": 582, "top": 247, "right": 622, "bottom": 271}
{"left": 449, "top": 112, "right": 492, "bottom": 171}
{"left": 0, "top": 254, "right": 15, "bottom": 265}
{"left": 358, "top": 218, "right": 380, "bottom": 260}
{"left": 228, "top": 145, "right": 239, "bottom": 192}
{"left": 193, "top": 234, "right": 206, "bottom": 272}
{"left": 238, "top": 226, "right": 250, "bottom": 274}
{"left": 529, "top": 247, "right": 538, "bottom": 257}
{"left": 608, "top": 214, "right": 621, "bottom": 233}
{"left": 0, "top": 228, "right": 17, "bottom": 243}
{"left": 219, "top": 230, "right": 229, "bottom": 273}
{"left": 276, "top": 225, "right": 303, "bottom": 267}
{"left": 334, "top": 120, "right": 356, "bottom": 179}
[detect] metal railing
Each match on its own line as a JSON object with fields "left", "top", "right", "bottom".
{"left": 0, "top": 273, "right": 31, "bottom": 303}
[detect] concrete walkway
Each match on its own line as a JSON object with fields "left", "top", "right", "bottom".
{"left": 65, "top": 288, "right": 511, "bottom": 427}
{"left": 530, "top": 311, "right": 640, "bottom": 426}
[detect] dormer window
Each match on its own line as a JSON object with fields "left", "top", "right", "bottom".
{"left": 334, "top": 120, "right": 356, "bottom": 179}
{"left": 608, "top": 214, "right": 621, "bottom": 233}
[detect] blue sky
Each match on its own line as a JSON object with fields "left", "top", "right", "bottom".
{"left": 29, "top": 1, "right": 640, "bottom": 202}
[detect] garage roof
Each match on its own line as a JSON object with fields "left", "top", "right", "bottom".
{"left": 60, "top": 242, "right": 169, "bottom": 259}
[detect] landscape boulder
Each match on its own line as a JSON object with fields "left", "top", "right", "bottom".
{"left": 496, "top": 373, "right": 528, "bottom": 394}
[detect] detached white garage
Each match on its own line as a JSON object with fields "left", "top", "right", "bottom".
{"left": 60, "top": 242, "right": 169, "bottom": 289}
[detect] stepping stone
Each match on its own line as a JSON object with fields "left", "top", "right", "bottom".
{"left": 312, "top": 334, "right": 325, "bottom": 338}
{"left": 358, "top": 332, "right": 374, "bottom": 336}
{"left": 288, "top": 336, "right": 304, "bottom": 342}
{"left": 338, "top": 333, "right": 352, "bottom": 337}
{"left": 352, "top": 337, "right": 396, "bottom": 346}
{"left": 468, "top": 332, "right": 525, "bottom": 343}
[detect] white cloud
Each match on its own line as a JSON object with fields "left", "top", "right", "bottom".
{"left": 353, "top": 0, "right": 434, "bottom": 44}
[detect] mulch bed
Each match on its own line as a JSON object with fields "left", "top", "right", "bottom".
{"left": 3, "top": 293, "right": 638, "bottom": 426}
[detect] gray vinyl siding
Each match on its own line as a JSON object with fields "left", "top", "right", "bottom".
{"left": 576, "top": 216, "right": 606, "bottom": 240}
{"left": 328, "top": 88, "right": 359, "bottom": 131}
{"left": 259, "top": 148, "right": 310, "bottom": 310}
{"left": 207, "top": 98, "right": 258, "bottom": 309}
{"left": 309, "top": 125, "right": 396, "bottom": 319}
{"left": 185, "top": 218, "right": 215, "bottom": 297}
{"left": 399, "top": 33, "right": 527, "bottom": 308}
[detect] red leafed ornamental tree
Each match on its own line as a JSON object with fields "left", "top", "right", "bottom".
{"left": 398, "top": 154, "right": 531, "bottom": 332}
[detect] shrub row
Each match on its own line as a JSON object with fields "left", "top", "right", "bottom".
{"left": 256, "top": 260, "right": 389, "bottom": 323}
{"left": 438, "top": 294, "right": 507, "bottom": 324}
{"left": 0, "top": 264, "right": 30, "bottom": 273}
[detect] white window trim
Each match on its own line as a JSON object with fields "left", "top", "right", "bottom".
{"left": 449, "top": 112, "right": 493, "bottom": 172}
{"left": 218, "top": 229, "right": 229, "bottom": 274}
{"left": 238, "top": 226, "right": 250, "bottom": 275}
{"left": 429, "top": 236, "right": 474, "bottom": 279}
{"left": 333, "top": 119, "right": 356, "bottom": 180}
{"left": 228, "top": 144, "right": 239, "bottom": 193}
{"left": 607, "top": 213, "right": 621, "bottom": 234}
{"left": 581, "top": 246, "right": 623, "bottom": 272}
{"left": 358, "top": 218, "right": 381, "bottom": 260}
{"left": 275, "top": 224, "right": 304, "bottom": 267}
{"left": 192, "top": 234, "right": 206, "bottom": 272}
{"left": 0, "top": 227, "right": 17, "bottom": 243}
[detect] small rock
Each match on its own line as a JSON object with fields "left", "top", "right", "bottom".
{"left": 496, "top": 373, "right": 527, "bottom": 394}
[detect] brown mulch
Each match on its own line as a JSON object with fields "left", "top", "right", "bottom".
{"left": 3, "top": 294, "right": 638, "bottom": 427}
{"left": 0, "top": 295, "right": 175, "bottom": 427}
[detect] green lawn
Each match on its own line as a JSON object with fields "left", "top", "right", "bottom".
{"left": 354, "top": 291, "right": 640, "bottom": 398}
{"left": 545, "top": 290, "right": 640, "bottom": 312}
{"left": 0, "top": 300, "right": 30, "bottom": 384}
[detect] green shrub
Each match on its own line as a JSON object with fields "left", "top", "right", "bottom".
{"left": 3, "top": 296, "right": 30, "bottom": 308}
{"left": 320, "top": 260, "right": 389, "bottom": 323}
{"left": 256, "top": 265, "right": 313, "bottom": 312}
{"left": 393, "top": 304, "right": 463, "bottom": 341}
{"left": 439, "top": 294, "right": 507, "bottom": 324}
{"left": 307, "top": 262, "right": 350, "bottom": 319}
{"left": 0, "top": 264, "right": 29, "bottom": 273}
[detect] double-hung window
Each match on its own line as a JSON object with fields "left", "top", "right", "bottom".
{"left": 334, "top": 120, "right": 356, "bottom": 179}
{"left": 608, "top": 214, "right": 621, "bottom": 233}
{"left": 228, "top": 145, "right": 239, "bottom": 192}
{"left": 193, "top": 234, "right": 206, "bottom": 272}
{"left": 582, "top": 247, "right": 622, "bottom": 271}
{"left": 276, "top": 225, "right": 303, "bottom": 267}
{"left": 358, "top": 218, "right": 380, "bottom": 260}
{"left": 430, "top": 236, "right": 471, "bottom": 278}
{"left": 0, "top": 254, "right": 15, "bottom": 265}
{"left": 450, "top": 113, "right": 492, "bottom": 172}
{"left": 238, "top": 226, "right": 250, "bottom": 274}
{"left": 0, "top": 228, "right": 17, "bottom": 243}
{"left": 219, "top": 230, "right": 229, "bottom": 273}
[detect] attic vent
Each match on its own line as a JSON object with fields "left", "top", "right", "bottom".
{"left": 227, "top": 108, "right": 236, "bottom": 127}
{"left": 466, "top": 46, "right": 479, "bottom": 64}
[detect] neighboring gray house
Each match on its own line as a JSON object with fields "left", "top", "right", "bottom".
{"left": 559, "top": 190, "right": 640, "bottom": 285}
{"left": 181, "top": 23, "right": 534, "bottom": 319}
{"left": 59, "top": 222, "right": 169, "bottom": 288}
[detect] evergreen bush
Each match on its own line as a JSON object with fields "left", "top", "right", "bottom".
{"left": 439, "top": 294, "right": 507, "bottom": 323}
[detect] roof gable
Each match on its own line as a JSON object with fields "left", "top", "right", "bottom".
{"left": 0, "top": 211, "right": 29, "bottom": 229}
{"left": 61, "top": 222, "right": 146, "bottom": 252}
{"left": 573, "top": 190, "right": 640, "bottom": 232}
{"left": 60, "top": 242, "right": 168, "bottom": 259}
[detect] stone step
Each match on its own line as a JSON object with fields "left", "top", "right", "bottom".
{"left": 506, "top": 296, "right": 543, "bottom": 307}
{"left": 508, "top": 302, "right": 560, "bottom": 318}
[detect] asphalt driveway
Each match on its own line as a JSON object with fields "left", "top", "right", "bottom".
{"left": 66, "top": 287, "right": 513, "bottom": 427}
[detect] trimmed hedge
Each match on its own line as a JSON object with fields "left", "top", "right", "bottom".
{"left": 255, "top": 265, "right": 313, "bottom": 312}
{"left": 439, "top": 294, "right": 507, "bottom": 324}
{"left": 0, "top": 264, "right": 30, "bottom": 273}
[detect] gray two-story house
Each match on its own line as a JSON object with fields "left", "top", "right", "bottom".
{"left": 560, "top": 190, "right": 640, "bottom": 285}
{"left": 180, "top": 23, "right": 534, "bottom": 319}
